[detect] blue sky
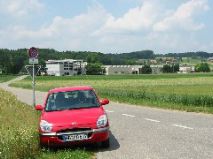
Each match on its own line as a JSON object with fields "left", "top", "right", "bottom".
{"left": 0, "top": 0, "right": 212, "bottom": 53}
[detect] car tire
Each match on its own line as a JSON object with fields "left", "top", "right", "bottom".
{"left": 101, "top": 138, "right": 110, "bottom": 148}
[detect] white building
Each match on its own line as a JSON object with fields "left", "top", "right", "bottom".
{"left": 46, "top": 59, "right": 87, "bottom": 76}
{"left": 103, "top": 65, "right": 163, "bottom": 75}
{"left": 208, "top": 57, "right": 213, "bottom": 62}
{"left": 179, "top": 66, "right": 195, "bottom": 73}
{"left": 104, "top": 65, "right": 141, "bottom": 75}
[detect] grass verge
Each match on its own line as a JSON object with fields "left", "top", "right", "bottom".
{"left": 0, "top": 75, "right": 17, "bottom": 83}
{"left": 0, "top": 88, "right": 93, "bottom": 159}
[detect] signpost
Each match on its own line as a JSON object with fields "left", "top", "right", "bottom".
{"left": 26, "top": 47, "right": 39, "bottom": 106}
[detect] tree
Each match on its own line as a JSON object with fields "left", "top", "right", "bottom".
{"left": 162, "top": 64, "right": 179, "bottom": 73}
{"left": 86, "top": 63, "right": 103, "bottom": 75}
{"left": 173, "top": 63, "right": 180, "bottom": 72}
{"left": 195, "top": 63, "right": 210, "bottom": 72}
{"left": 162, "top": 65, "right": 172, "bottom": 73}
{"left": 140, "top": 65, "right": 152, "bottom": 74}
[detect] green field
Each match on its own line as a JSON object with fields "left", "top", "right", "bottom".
{"left": 0, "top": 75, "right": 17, "bottom": 83}
{"left": 11, "top": 73, "right": 213, "bottom": 113}
{"left": 0, "top": 89, "right": 92, "bottom": 159}
{"left": 181, "top": 57, "right": 202, "bottom": 65}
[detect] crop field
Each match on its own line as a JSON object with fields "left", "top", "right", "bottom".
{"left": 0, "top": 75, "right": 17, "bottom": 83}
{"left": 0, "top": 89, "right": 92, "bottom": 159}
{"left": 11, "top": 73, "right": 213, "bottom": 113}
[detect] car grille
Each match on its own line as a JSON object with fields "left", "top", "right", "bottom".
{"left": 58, "top": 128, "right": 91, "bottom": 133}
{"left": 57, "top": 128, "right": 93, "bottom": 140}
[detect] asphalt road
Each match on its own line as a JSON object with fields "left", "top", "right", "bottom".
{"left": 1, "top": 76, "right": 213, "bottom": 159}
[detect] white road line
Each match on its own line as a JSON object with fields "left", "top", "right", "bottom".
{"left": 105, "top": 110, "right": 114, "bottom": 113}
{"left": 122, "top": 114, "right": 135, "bottom": 118}
{"left": 172, "top": 124, "right": 194, "bottom": 130}
{"left": 144, "top": 118, "right": 160, "bottom": 123}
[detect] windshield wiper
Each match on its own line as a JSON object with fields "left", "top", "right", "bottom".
{"left": 68, "top": 105, "right": 99, "bottom": 110}
{"left": 46, "top": 108, "right": 67, "bottom": 112}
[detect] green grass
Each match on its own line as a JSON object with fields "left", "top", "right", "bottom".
{"left": 181, "top": 57, "right": 202, "bottom": 65}
{"left": 10, "top": 73, "right": 213, "bottom": 113}
{"left": 0, "top": 89, "right": 93, "bottom": 159}
{"left": 0, "top": 75, "right": 17, "bottom": 83}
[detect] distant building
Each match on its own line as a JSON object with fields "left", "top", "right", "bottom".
{"left": 104, "top": 65, "right": 141, "bottom": 75}
{"left": 46, "top": 59, "right": 87, "bottom": 76}
{"left": 179, "top": 66, "right": 195, "bottom": 73}
{"left": 208, "top": 57, "right": 213, "bottom": 63}
{"left": 149, "top": 60, "right": 157, "bottom": 64}
{"left": 151, "top": 65, "right": 163, "bottom": 74}
{"left": 103, "top": 65, "right": 163, "bottom": 75}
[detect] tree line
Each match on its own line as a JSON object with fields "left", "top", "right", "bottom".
{"left": 0, "top": 48, "right": 212, "bottom": 74}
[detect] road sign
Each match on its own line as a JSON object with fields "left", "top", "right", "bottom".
{"left": 26, "top": 47, "right": 39, "bottom": 107}
{"left": 29, "top": 58, "right": 38, "bottom": 64}
{"left": 28, "top": 47, "right": 38, "bottom": 58}
{"left": 25, "top": 65, "right": 41, "bottom": 78}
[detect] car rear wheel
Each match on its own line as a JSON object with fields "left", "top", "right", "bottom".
{"left": 101, "top": 138, "right": 110, "bottom": 148}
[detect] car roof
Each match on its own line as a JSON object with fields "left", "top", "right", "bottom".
{"left": 48, "top": 86, "right": 93, "bottom": 94}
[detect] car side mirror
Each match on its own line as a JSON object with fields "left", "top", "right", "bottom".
{"left": 100, "top": 98, "right": 109, "bottom": 105}
{"left": 35, "top": 104, "right": 44, "bottom": 111}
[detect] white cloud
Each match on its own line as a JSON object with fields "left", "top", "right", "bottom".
{"left": 0, "top": 0, "right": 44, "bottom": 17}
{"left": 95, "top": 1, "right": 160, "bottom": 35}
{"left": 0, "top": 4, "right": 112, "bottom": 51}
{"left": 153, "top": 0, "right": 209, "bottom": 32}
{"left": 0, "top": 0, "right": 211, "bottom": 53}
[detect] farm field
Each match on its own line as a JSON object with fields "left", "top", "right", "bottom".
{"left": 10, "top": 73, "right": 213, "bottom": 113}
{"left": 0, "top": 88, "right": 92, "bottom": 159}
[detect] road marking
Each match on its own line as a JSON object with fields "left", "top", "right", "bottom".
{"left": 105, "top": 110, "right": 114, "bottom": 113}
{"left": 122, "top": 114, "right": 135, "bottom": 118}
{"left": 172, "top": 124, "right": 194, "bottom": 130}
{"left": 144, "top": 118, "right": 160, "bottom": 123}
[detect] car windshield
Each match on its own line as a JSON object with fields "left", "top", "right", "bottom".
{"left": 45, "top": 90, "right": 100, "bottom": 111}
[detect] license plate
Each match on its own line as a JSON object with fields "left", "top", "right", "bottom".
{"left": 63, "top": 134, "right": 88, "bottom": 142}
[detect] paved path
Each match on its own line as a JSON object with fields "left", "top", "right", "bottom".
{"left": 1, "top": 76, "right": 213, "bottom": 159}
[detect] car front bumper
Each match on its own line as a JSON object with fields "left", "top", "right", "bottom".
{"left": 39, "top": 126, "right": 109, "bottom": 147}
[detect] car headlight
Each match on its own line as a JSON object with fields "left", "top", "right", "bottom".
{"left": 97, "top": 114, "right": 108, "bottom": 128}
{"left": 40, "top": 120, "right": 53, "bottom": 132}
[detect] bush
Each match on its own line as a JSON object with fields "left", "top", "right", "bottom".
{"left": 86, "top": 63, "right": 103, "bottom": 75}
{"left": 162, "top": 64, "right": 179, "bottom": 73}
{"left": 195, "top": 63, "right": 210, "bottom": 72}
{"left": 140, "top": 65, "right": 152, "bottom": 74}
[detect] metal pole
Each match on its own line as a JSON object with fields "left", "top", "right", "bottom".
{"left": 32, "top": 62, "right": 36, "bottom": 106}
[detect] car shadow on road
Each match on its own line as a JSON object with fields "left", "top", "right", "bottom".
{"left": 92, "top": 131, "right": 120, "bottom": 152}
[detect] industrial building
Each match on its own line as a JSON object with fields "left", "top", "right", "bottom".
{"left": 46, "top": 59, "right": 87, "bottom": 76}
{"left": 103, "top": 65, "right": 163, "bottom": 75}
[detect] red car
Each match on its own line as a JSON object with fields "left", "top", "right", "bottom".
{"left": 35, "top": 86, "right": 110, "bottom": 148}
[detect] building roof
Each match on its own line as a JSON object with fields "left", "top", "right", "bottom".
{"left": 48, "top": 86, "right": 93, "bottom": 94}
{"left": 46, "top": 59, "right": 84, "bottom": 64}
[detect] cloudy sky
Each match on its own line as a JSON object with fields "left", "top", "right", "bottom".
{"left": 0, "top": 0, "right": 212, "bottom": 53}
